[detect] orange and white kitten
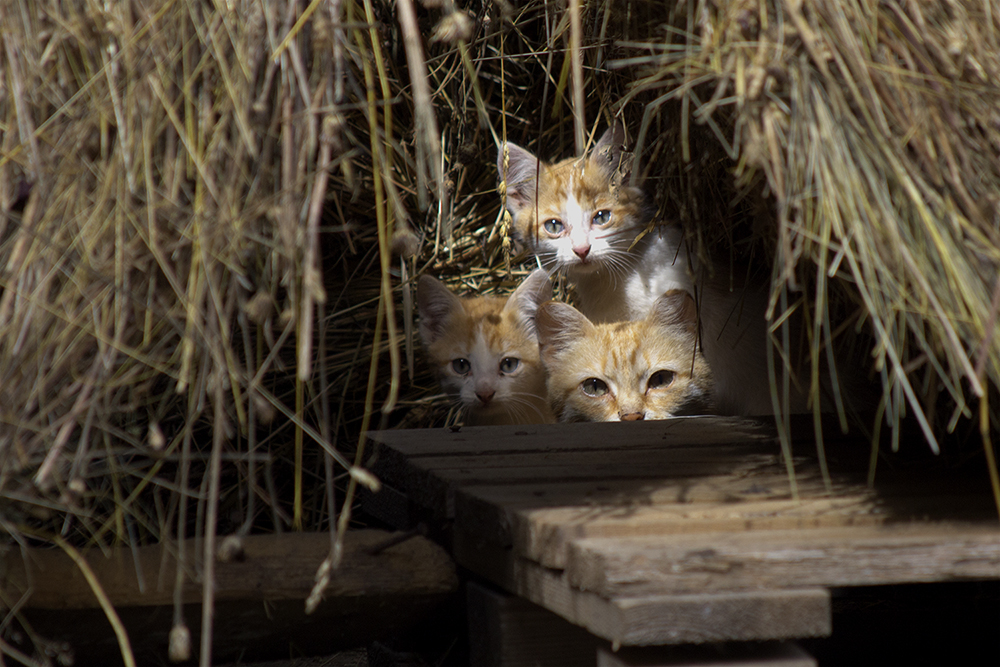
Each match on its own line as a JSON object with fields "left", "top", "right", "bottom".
{"left": 500, "top": 126, "right": 792, "bottom": 416}
{"left": 417, "top": 269, "right": 555, "bottom": 425}
{"left": 499, "top": 124, "right": 693, "bottom": 323}
{"left": 535, "top": 290, "right": 713, "bottom": 422}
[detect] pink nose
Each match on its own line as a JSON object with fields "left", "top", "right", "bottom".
{"left": 574, "top": 245, "right": 590, "bottom": 260}
{"left": 620, "top": 411, "right": 644, "bottom": 422}
{"left": 476, "top": 390, "right": 495, "bottom": 406}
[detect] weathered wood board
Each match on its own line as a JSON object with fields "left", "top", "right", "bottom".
{"left": 5, "top": 531, "right": 456, "bottom": 609}
{"left": 454, "top": 529, "right": 831, "bottom": 646}
{"left": 3, "top": 531, "right": 458, "bottom": 664}
{"left": 365, "top": 417, "right": 1000, "bottom": 647}
{"left": 597, "top": 642, "right": 817, "bottom": 667}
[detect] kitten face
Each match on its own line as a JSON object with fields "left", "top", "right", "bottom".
{"left": 417, "top": 270, "right": 554, "bottom": 425}
{"left": 535, "top": 290, "right": 713, "bottom": 422}
{"left": 499, "top": 125, "right": 653, "bottom": 277}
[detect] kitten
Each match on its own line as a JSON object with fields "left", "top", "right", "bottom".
{"left": 417, "top": 269, "right": 555, "bottom": 425}
{"left": 499, "top": 125, "right": 693, "bottom": 323}
{"left": 500, "top": 127, "right": 801, "bottom": 416}
{"left": 535, "top": 290, "right": 713, "bottom": 422}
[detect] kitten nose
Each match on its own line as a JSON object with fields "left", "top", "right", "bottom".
{"left": 573, "top": 245, "right": 591, "bottom": 260}
{"left": 620, "top": 411, "right": 644, "bottom": 422}
{"left": 476, "top": 390, "right": 495, "bottom": 406}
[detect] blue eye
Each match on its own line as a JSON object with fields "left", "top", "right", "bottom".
{"left": 543, "top": 219, "right": 564, "bottom": 235}
{"left": 592, "top": 209, "right": 612, "bottom": 226}
{"left": 581, "top": 378, "right": 608, "bottom": 396}
{"left": 499, "top": 357, "right": 520, "bottom": 373}
{"left": 452, "top": 358, "right": 471, "bottom": 374}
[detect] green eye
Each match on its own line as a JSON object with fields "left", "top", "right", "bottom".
{"left": 592, "top": 209, "right": 612, "bottom": 226}
{"left": 647, "top": 370, "right": 675, "bottom": 390}
{"left": 452, "top": 358, "right": 471, "bottom": 374}
{"left": 499, "top": 357, "right": 520, "bottom": 373}
{"left": 581, "top": 377, "right": 609, "bottom": 397}
{"left": 543, "top": 219, "right": 564, "bottom": 235}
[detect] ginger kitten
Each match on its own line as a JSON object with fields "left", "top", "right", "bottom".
{"left": 417, "top": 269, "right": 555, "bottom": 425}
{"left": 499, "top": 124, "right": 693, "bottom": 323}
{"left": 500, "top": 126, "right": 812, "bottom": 416}
{"left": 535, "top": 290, "right": 713, "bottom": 422}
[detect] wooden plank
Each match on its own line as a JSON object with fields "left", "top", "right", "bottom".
{"left": 594, "top": 590, "right": 830, "bottom": 646}
{"left": 566, "top": 524, "right": 1000, "bottom": 598}
{"left": 366, "top": 416, "right": 877, "bottom": 525}
{"left": 454, "top": 529, "right": 831, "bottom": 646}
{"left": 373, "top": 436, "right": 792, "bottom": 522}
{"left": 454, "top": 466, "right": 878, "bottom": 569}
{"left": 448, "top": 443, "right": 996, "bottom": 570}
{"left": 7, "top": 531, "right": 458, "bottom": 664}
{"left": 597, "top": 642, "right": 816, "bottom": 667}
{"left": 365, "top": 418, "right": 998, "bottom": 652}
{"left": 467, "top": 581, "right": 600, "bottom": 667}
{"left": 367, "top": 417, "right": 779, "bottom": 458}
{"left": 5, "top": 531, "right": 457, "bottom": 609}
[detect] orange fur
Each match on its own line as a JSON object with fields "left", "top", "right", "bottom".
{"left": 499, "top": 125, "right": 691, "bottom": 323}
{"left": 417, "top": 270, "right": 554, "bottom": 425}
{"left": 504, "top": 150, "right": 649, "bottom": 261}
{"left": 536, "top": 291, "right": 713, "bottom": 422}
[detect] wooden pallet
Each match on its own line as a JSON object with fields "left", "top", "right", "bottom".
{"left": 366, "top": 416, "right": 1000, "bottom": 664}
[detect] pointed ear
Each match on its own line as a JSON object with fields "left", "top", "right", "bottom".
{"left": 648, "top": 289, "right": 698, "bottom": 336}
{"left": 503, "top": 269, "right": 552, "bottom": 335}
{"left": 535, "top": 301, "right": 592, "bottom": 366}
{"left": 591, "top": 123, "right": 627, "bottom": 173}
{"left": 498, "top": 142, "right": 541, "bottom": 213}
{"left": 417, "top": 275, "right": 463, "bottom": 346}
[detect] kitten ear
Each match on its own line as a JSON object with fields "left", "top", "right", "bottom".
{"left": 591, "top": 123, "right": 627, "bottom": 173}
{"left": 535, "top": 301, "right": 593, "bottom": 365}
{"left": 503, "top": 269, "right": 552, "bottom": 335}
{"left": 417, "top": 275, "right": 463, "bottom": 346}
{"left": 498, "top": 142, "right": 540, "bottom": 213}
{"left": 648, "top": 289, "right": 698, "bottom": 336}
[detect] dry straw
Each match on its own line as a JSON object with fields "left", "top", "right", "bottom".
{"left": 1, "top": 0, "right": 999, "bottom": 662}
{"left": 616, "top": 1, "right": 999, "bottom": 495}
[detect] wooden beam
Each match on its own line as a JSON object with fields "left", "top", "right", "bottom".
{"left": 597, "top": 642, "right": 817, "bottom": 667}
{"left": 3, "top": 531, "right": 460, "bottom": 664}
{"left": 5, "top": 531, "right": 457, "bottom": 610}
{"left": 454, "top": 476, "right": 878, "bottom": 570}
{"left": 368, "top": 417, "right": 779, "bottom": 458}
{"left": 455, "top": 530, "right": 830, "bottom": 646}
{"left": 566, "top": 524, "right": 1000, "bottom": 597}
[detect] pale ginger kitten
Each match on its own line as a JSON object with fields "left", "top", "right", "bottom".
{"left": 535, "top": 290, "right": 713, "bottom": 422}
{"left": 500, "top": 126, "right": 799, "bottom": 416}
{"left": 417, "top": 269, "right": 555, "bottom": 425}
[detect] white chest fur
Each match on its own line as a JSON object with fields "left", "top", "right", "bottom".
{"left": 571, "top": 226, "right": 693, "bottom": 324}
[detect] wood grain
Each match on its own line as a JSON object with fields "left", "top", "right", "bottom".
{"left": 565, "top": 524, "right": 1000, "bottom": 597}
{"left": 4, "top": 530, "right": 457, "bottom": 610}
{"left": 455, "top": 529, "right": 830, "bottom": 646}
{"left": 454, "top": 466, "right": 877, "bottom": 569}
{"left": 368, "top": 416, "right": 999, "bottom": 647}
{"left": 368, "top": 417, "right": 778, "bottom": 458}
{"left": 370, "top": 421, "right": 787, "bottom": 521}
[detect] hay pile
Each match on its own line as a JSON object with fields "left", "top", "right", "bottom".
{"left": 1, "top": 0, "right": 999, "bottom": 660}
{"left": 627, "top": 1, "right": 1000, "bottom": 457}
{"left": 620, "top": 1, "right": 1000, "bottom": 481}
{"left": 1, "top": 0, "right": 356, "bottom": 544}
